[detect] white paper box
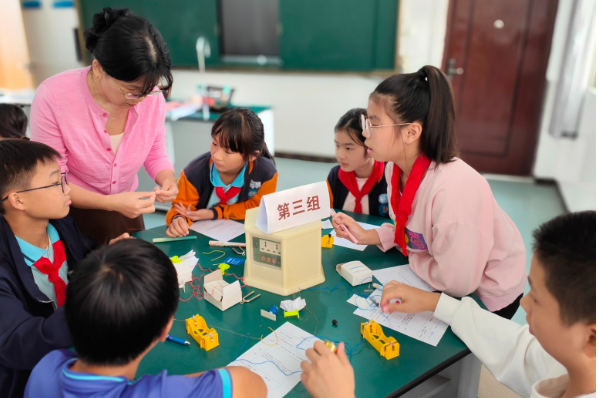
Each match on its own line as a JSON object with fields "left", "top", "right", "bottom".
{"left": 203, "top": 270, "right": 242, "bottom": 311}
{"left": 336, "top": 261, "right": 372, "bottom": 286}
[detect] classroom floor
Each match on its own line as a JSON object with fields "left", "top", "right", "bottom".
{"left": 144, "top": 157, "right": 565, "bottom": 398}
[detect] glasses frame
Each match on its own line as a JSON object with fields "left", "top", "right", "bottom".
{"left": 1, "top": 172, "right": 68, "bottom": 202}
{"left": 113, "top": 80, "right": 164, "bottom": 100}
{"left": 360, "top": 114, "right": 411, "bottom": 138}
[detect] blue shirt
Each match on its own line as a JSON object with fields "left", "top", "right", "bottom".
{"left": 16, "top": 224, "right": 68, "bottom": 308}
{"left": 209, "top": 161, "right": 247, "bottom": 205}
{"left": 25, "top": 349, "right": 232, "bottom": 398}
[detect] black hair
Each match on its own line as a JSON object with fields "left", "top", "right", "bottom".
{"left": 211, "top": 107, "right": 274, "bottom": 162}
{"left": 84, "top": 7, "right": 173, "bottom": 96}
{"left": 335, "top": 108, "right": 368, "bottom": 155}
{"left": 65, "top": 239, "right": 179, "bottom": 366}
{"left": 0, "top": 104, "right": 28, "bottom": 139}
{"left": 533, "top": 211, "right": 596, "bottom": 325}
{"left": 0, "top": 139, "right": 60, "bottom": 214}
{"left": 371, "top": 65, "right": 459, "bottom": 164}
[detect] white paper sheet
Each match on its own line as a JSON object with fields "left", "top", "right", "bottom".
{"left": 372, "top": 265, "right": 435, "bottom": 292}
{"left": 330, "top": 222, "right": 379, "bottom": 251}
{"left": 321, "top": 219, "right": 333, "bottom": 229}
{"left": 189, "top": 219, "right": 245, "bottom": 242}
{"left": 352, "top": 266, "right": 448, "bottom": 347}
{"left": 229, "top": 322, "right": 319, "bottom": 398}
{"left": 347, "top": 294, "right": 371, "bottom": 309}
{"left": 280, "top": 297, "right": 306, "bottom": 312}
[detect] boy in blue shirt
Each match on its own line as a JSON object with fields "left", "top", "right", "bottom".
{"left": 25, "top": 239, "right": 266, "bottom": 397}
{"left": 0, "top": 139, "right": 99, "bottom": 397}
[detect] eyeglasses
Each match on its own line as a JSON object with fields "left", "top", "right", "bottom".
{"left": 1, "top": 172, "right": 68, "bottom": 202}
{"left": 113, "top": 80, "right": 165, "bottom": 100}
{"left": 360, "top": 114, "right": 411, "bottom": 138}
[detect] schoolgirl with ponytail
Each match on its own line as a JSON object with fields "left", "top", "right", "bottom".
{"left": 166, "top": 108, "right": 278, "bottom": 237}
{"left": 332, "top": 66, "right": 526, "bottom": 319}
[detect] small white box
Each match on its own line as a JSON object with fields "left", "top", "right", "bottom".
{"left": 336, "top": 261, "right": 372, "bottom": 286}
{"left": 203, "top": 270, "right": 242, "bottom": 311}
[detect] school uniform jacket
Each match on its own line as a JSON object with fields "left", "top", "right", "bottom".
{"left": 166, "top": 152, "right": 278, "bottom": 224}
{"left": 326, "top": 165, "right": 389, "bottom": 217}
{"left": 434, "top": 294, "right": 594, "bottom": 398}
{"left": 0, "top": 216, "right": 94, "bottom": 398}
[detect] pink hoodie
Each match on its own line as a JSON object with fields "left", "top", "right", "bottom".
{"left": 375, "top": 158, "right": 526, "bottom": 312}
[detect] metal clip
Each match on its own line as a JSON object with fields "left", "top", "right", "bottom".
{"left": 232, "top": 246, "right": 245, "bottom": 256}
{"left": 240, "top": 291, "right": 261, "bottom": 304}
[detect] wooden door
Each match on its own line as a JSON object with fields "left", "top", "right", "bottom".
{"left": 442, "top": 0, "right": 558, "bottom": 175}
{"left": 0, "top": 0, "right": 34, "bottom": 90}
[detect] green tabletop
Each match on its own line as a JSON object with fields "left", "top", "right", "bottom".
{"left": 178, "top": 104, "right": 271, "bottom": 122}
{"left": 134, "top": 211, "right": 472, "bottom": 397}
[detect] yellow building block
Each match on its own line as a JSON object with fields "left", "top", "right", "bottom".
{"left": 186, "top": 314, "right": 219, "bottom": 351}
{"left": 321, "top": 234, "right": 334, "bottom": 248}
{"left": 360, "top": 320, "right": 400, "bottom": 360}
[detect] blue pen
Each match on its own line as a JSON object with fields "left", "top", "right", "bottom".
{"left": 167, "top": 335, "right": 190, "bottom": 346}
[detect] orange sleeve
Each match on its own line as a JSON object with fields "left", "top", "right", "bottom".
{"left": 165, "top": 171, "right": 200, "bottom": 226}
{"left": 326, "top": 178, "right": 334, "bottom": 208}
{"left": 214, "top": 172, "right": 278, "bottom": 220}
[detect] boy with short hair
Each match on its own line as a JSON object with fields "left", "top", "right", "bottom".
{"left": 25, "top": 239, "right": 266, "bottom": 397}
{"left": 0, "top": 139, "right": 98, "bottom": 397}
{"left": 301, "top": 211, "right": 596, "bottom": 398}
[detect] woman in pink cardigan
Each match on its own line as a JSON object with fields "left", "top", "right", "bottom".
{"left": 332, "top": 66, "right": 526, "bottom": 319}
{"left": 31, "top": 8, "right": 178, "bottom": 244}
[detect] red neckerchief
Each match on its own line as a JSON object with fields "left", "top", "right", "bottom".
{"left": 390, "top": 155, "right": 431, "bottom": 256}
{"left": 338, "top": 161, "right": 385, "bottom": 213}
{"left": 215, "top": 186, "right": 241, "bottom": 205}
{"left": 33, "top": 240, "right": 67, "bottom": 307}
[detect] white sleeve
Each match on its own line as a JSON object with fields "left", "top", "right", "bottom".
{"left": 433, "top": 294, "right": 564, "bottom": 397}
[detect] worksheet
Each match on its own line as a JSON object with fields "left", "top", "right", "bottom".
{"left": 351, "top": 265, "right": 447, "bottom": 346}
{"left": 353, "top": 293, "right": 448, "bottom": 346}
{"left": 189, "top": 219, "right": 245, "bottom": 242}
{"left": 229, "top": 322, "right": 319, "bottom": 398}
{"left": 330, "top": 222, "right": 379, "bottom": 251}
{"left": 372, "top": 265, "right": 435, "bottom": 292}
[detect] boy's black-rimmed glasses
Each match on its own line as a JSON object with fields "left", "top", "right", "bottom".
{"left": 0, "top": 172, "right": 68, "bottom": 202}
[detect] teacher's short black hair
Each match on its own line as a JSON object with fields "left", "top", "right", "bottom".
{"left": 65, "top": 239, "right": 179, "bottom": 366}
{"left": 84, "top": 7, "right": 173, "bottom": 96}
{"left": 533, "top": 210, "right": 596, "bottom": 326}
{"left": 0, "top": 139, "right": 60, "bottom": 215}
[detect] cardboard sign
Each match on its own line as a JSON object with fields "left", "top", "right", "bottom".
{"left": 255, "top": 181, "right": 330, "bottom": 234}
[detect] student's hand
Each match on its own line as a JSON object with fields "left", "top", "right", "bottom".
{"left": 110, "top": 192, "right": 156, "bottom": 218}
{"left": 331, "top": 212, "right": 380, "bottom": 245}
{"left": 108, "top": 233, "right": 134, "bottom": 245}
{"left": 154, "top": 178, "right": 179, "bottom": 203}
{"left": 301, "top": 341, "right": 355, "bottom": 398}
{"left": 167, "top": 216, "right": 190, "bottom": 237}
{"left": 380, "top": 281, "right": 441, "bottom": 314}
{"left": 174, "top": 203, "right": 213, "bottom": 221}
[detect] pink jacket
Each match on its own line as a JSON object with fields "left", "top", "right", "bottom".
{"left": 376, "top": 159, "right": 526, "bottom": 311}
{"left": 30, "top": 67, "right": 173, "bottom": 195}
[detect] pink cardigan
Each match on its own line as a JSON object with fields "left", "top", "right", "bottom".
{"left": 30, "top": 67, "right": 173, "bottom": 195}
{"left": 375, "top": 159, "right": 526, "bottom": 312}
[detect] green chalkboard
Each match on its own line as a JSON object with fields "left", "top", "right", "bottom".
{"left": 279, "top": 0, "right": 397, "bottom": 71}
{"left": 78, "top": 0, "right": 220, "bottom": 67}
{"left": 77, "top": 0, "right": 398, "bottom": 71}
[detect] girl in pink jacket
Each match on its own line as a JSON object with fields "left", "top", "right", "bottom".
{"left": 332, "top": 65, "right": 526, "bottom": 318}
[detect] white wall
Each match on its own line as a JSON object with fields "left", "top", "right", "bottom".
{"left": 397, "top": 0, "right": 449, "bottom": 72}
{"left": 21, "top": 0, "right": 82, "bottom": 85}
{"left": 532, "top": 0, "right": 596, "bottom": 211}
{"left": 169, "top": 70, "right": 382, "bottom": 157}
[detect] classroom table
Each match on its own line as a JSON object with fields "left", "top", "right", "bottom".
{"left": 134, "top": 211, "right": 482, "bottom": 398}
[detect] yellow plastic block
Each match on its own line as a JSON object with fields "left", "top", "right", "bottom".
{"left": 218, "top": 263, "right": 230, "bottom": 275}
{"left": 321, "top": 235, "right": 334, "bottom": 248}
{"left": 171, "top": 256, "right": 183, "bottom": 263}
{"left": 360, "top": 320, "right": 400, "bottom": 360}
{"left": 284, "top": 310, "right": 300, "bottom": 318}
{"left": 186, "top": 314, "right": 219, "bottom": 351}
